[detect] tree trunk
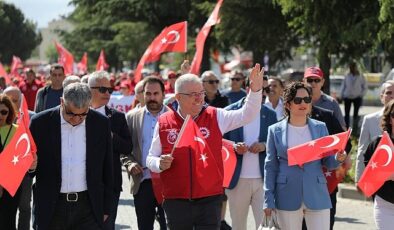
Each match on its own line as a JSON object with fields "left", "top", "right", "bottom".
{"left": 318, "top": 47, "right": 331, "bottom": 95}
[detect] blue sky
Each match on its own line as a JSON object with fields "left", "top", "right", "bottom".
{"left": 5, "top": 0, "right": 74, "bottom": 28}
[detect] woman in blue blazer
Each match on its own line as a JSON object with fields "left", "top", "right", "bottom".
{"left": 263, "top": 82, "right": 346, "bottom": 230}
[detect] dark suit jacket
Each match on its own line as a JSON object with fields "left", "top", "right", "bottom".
{"left": 104, "top": 106, "right": 132, "bottom": 193}
{"left": 30, "top": 107, "right": 114, "bottom": 230}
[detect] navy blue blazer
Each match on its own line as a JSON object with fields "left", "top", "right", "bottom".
{"left": 224, "top": 98, "right": 277, "bottom": 189}
{"left": 30, "top": 107, "right": 114, "bottom": 230}
{"left": 264, "top": 118, "right": 340, "bottom": 211}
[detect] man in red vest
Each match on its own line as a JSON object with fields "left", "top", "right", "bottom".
{"left": 146, "top": 64, "right": 264, "bottom": 230}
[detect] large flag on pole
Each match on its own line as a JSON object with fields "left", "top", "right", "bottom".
{"left": 96, "top": 49, "right": 109, "bottom": 71}
{"left": 55, "top": 41, "right": 74, "bottom": 75}
{"left": 358, "top": 131, "right": 394, "bottom": 197}
{"left": 0, "top": 62, "right": 11, "bottom": 85}
{"left": 0, "top": 96, "right": 36, "bottom": 196}
{"left": 134, "top": 21, "right": 188, "bottom": 83}
{"left": 190, "top": 0, "right": 223, "bottom": 75}
{"left": 77, "top": 52, "right": 88, "bottom": 73}
{"left": 287, "top": 129, "right": 351, "bottom": 166}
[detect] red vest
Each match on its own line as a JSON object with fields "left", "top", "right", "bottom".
{"left": 158, "top": 106, "right": 224, "bottom": 199}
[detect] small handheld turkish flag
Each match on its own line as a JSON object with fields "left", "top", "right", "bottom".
{"left": 287, "top": 129, "right": 351, "bottom": 166}
{"left": 134, "top": 21, "right": 187, "bottom": 83}
{"left": 222, "top": 139, "right": 236, "bottom": 188}
{"left": 358, "top": 131, "right": 394, "bottom": 197}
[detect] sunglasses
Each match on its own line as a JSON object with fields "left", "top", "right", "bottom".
{"left": 91, "top": 86, "right": 114, "bottom": 94}
{"left": 203, "top": 80, "right": 219, "bottom": 84}
{"left": 179, "top": 91, "right": 206, "bottom": 98}
{"left": 63, "top": 105, "right": 89, "bottom": 118}
{"left": 293, "top": 96, "right": 312, "bottom": 104}
{"left": 263, "top": 87, "right": 270, "bottom": 94}
{"left": 0, "top": 110, "right": 9, "bottom": 116}
{"left": 230, "top": 78, "right": 242, "bottom": 82}
{"left": 306, "top": 78, "right": 322, "bottom": 84}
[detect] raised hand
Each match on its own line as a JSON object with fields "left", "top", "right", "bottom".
{"left": 249, "top": 63, "right": 264, "bottom": 92}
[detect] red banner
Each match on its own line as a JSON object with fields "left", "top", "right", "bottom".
{"left": 96, "top": 49, "right": 109, "bottom": 71}
{"left": 55, "top": 41, "right": 74, "bottom": 75}
{"left": 222, "top": 139, "right": 236, "bottom": 188}
{"left": 77, "top": 52, "right": 88, "bottom": 73}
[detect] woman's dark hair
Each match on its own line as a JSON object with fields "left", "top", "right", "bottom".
{"left": 0, "top": 94, "right": 17, "bottom": 125}
{"left": 283, "top": 82, "right": 312, "bottom": 117}
{"left": 268, "top": 76, "right": 284, "bottom": 88}
{"left": 381, "top": 100, "right": 394, "bottom": 134}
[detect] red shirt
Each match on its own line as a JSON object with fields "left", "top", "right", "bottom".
{"left": 158, "top": 106, "right": 224, "bottom": 199}
{"left": 19, "top": 80, "right": 44, "bottom": 110}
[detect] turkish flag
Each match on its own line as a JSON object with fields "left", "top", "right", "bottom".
{"left": 222, "top": 139, "right": 236, "bottom": 188}
{"left": 323, "top": 165, "right": 346, "bottom": 194}
{"left": 96, "top": 49, "right": 109, "bottom": 71}
{"left": 288, "top": 129, "right": 351, "bottom": 166}
{"left": 134, "top": 21, "right": 188, "bottom": 83}
{"left": 190, "top": 0, "right": 223, "bottom": 75}
{"left": 0, "top": 62, "right": 11, "bottom": 85}
{"left": 358, "top": 131, "right": 394, "bottom": 197}
{"left": 20, "top": 95, "right": 37, "bottom": 156}
{"left": 55, "top": 41, "right": 74, "bottom": 75}
{"left": 77, "top": 52, "right": 88, "bottom": 73}
{"left": 0, "top": 121, "right": 34, "bottom": 196}
{"left": 10, "top": 56, "right": 23, "bottom": 77}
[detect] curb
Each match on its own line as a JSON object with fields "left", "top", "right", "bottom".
{"left": 337, "top": 183, "right": 372, "bottom": 201}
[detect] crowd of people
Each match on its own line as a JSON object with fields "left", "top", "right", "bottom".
{"left": 0, "top": 60, "right": 391, "bottom": 230}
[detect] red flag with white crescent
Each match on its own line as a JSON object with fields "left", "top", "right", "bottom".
{"left": 134, "top": 21, "right": 188, "bottom": 83}
{"left": 96, "top": 49, "right": 109, "bottom": 71}
{"left": 287, "top": 129, "right": 351, "bottom": 166}
{"left": 222, "top": 139, "right": 236, "bottom": 188}
{"left": 55, "top": 41, "right": 74, "bottom": 75}
{"left": 190, "top": 0, "right": 223, "bottom": 75}
{"left": 358, "top": 132, "right": 394, "bottom": 197}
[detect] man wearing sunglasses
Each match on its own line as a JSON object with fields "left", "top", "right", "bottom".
{"left": 88, "top": 71, "right": 132, "bottom": 230}
{"left": 303, "top": 67, "right": 346, "bottom": 130}
{"left": 201, "top": 71, "right": 229, "bottom": 108}
{"left": 34, "top": 64, "right": 66, "bottom": 113}
{"left": 30, "top": 83, "right": 114, "bottom": 230}
{"left": 222, "top": 70, "right": 247, "bottom": 104}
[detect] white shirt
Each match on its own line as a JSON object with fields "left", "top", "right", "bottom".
{"left": 265, "top": 97, "right": 284, "bottom": 120}
{"left": 288, "top": 124, "right": 312, "bottom": 148}
{"left": 147, "top": 90, "right": 262, "bottom": 173}
{"left": 60, "top": 112, "right": 88, "bottom": 193}
{"left": 240, "top": 114, "right": 261, "bottom": 178}
{"left": 94, "top": 105, "right": 106, "bottom": 115}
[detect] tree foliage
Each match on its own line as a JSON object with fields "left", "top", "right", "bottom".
{"left": 0, "top": 2, "right": 42, "bottom": 64}
{"left": 378, "top": 0, "right": 394, "bottom": 66}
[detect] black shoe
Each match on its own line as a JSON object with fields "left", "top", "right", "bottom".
{"left": 220, "top": 220, "right": 232, "bottom": 230}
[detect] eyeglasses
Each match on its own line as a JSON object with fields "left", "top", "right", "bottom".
{"left": 90, "top": 86, "right": 114, "bottom": 94}
{"left": 203, "top": 80, "right": 219, "bottom": 84}
{"left": 0, "top": 110, "right": 9, "bottom": 116}
{"left": 306, "top": 78, "right": 322, "bottom": 84}
{"left": 263, "top": 87, "right": 270, "bottom": 94}
{"left": 178, "top": 91, "right": 206, "bottom": 98}
{"left": 230, "top": 78, "right": 242, "bottom": 82}
{"left": 293, "top": 97, "right": 312, "bottom": 104}
{"left": 63, "top": 105, "right": 89, "bottom": 118}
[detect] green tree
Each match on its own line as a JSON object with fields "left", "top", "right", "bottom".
{"left": 378, "top": 0, "right": 394, "bottom": 67}
{"left": 276, "top": 0, "right": 380, "bottom": 93}
{"left": 0, "top": 2, "right": 42, "bottom": 64}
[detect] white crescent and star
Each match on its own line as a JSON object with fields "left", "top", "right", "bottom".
{"left": 10, "top": 132, "right": 31, "bottom": 165}
{"left": 194, "top": 136, "right": 205, "bottom": 147}
{"left": 321, "top": 136, "right": 340, "bottom": 149}
{"left": 222, "top": 146, "right": 230, "bottom": 161}
{"left": 161, "top": 30, "right": 180, "bottom": 44}
{"left": 377, "top": 144, "right": 393, "bottom": 167}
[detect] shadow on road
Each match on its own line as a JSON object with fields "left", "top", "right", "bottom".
{"left": 335, "top": 217, "right": 366, "bottom": 225}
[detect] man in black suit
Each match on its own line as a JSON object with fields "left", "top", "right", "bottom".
{"left": 30, "top": 83, "right": 114, "bottom": 230}
{"left": 88, "top": 71, "right": 132, "bottom": 229}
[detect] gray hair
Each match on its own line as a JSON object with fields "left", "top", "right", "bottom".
{"left": 175, "top": 74, "right": 202, "bottom": 94}
{"left": 81, "top": 74, "right": 90, "bottom": 84}
{"left": 63, "top": 75, "right": 81, "bottom": 88}
{"left": 3, "top": 86, "right": 22, "bottom": 104}
{"left": 134, "top": 80, "right": 145, "bottom": 94}
{"left": 63, "top": 83, "right": 92, "bottom": 108}
{"left": 88, "top": 71, "right": 110, "bottom": 87}
{"left": 201, "top": 70, "right": 218, "bottom": 81}
{"left": 381, "top": 80, "right": 394, "bottom": 95}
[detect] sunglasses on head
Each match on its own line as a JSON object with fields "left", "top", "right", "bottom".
{"left": 230, "top": 78, "right": 242, "bottom": 82}
{"left": 203, "top": 80, "right": 219, "bottom": 84}
{"left": 293, "top": 96, "right": 312, "bottom": 104}
{"left": 91, "top": 86, "right": 114, "bottom": 94}
{"left": 306, "top": 78, "right": 322, "bottom": 84}
{"left": 0, "top": 110, "right": 9, "bottom": 116}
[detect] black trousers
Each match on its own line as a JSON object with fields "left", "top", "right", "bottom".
{"left": 103, "top": 191, "right": 120, "bottom": 230}
{"left": 344, "top": 97, "right": 362, "bottom": 129}
{"left": 134, "top": 179, "right": 167, "bottom": 230}
{"left": 18, "top": 174, "right": 33, "bottom": 230}
{"left": 47, "top": 191, "right": 102, "bottom": 230}
{"left": 162, "top": 194, "right": 222, "bottom": 230}
{"left": 0, "top": 187, "right": 21, "bottom": 230}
